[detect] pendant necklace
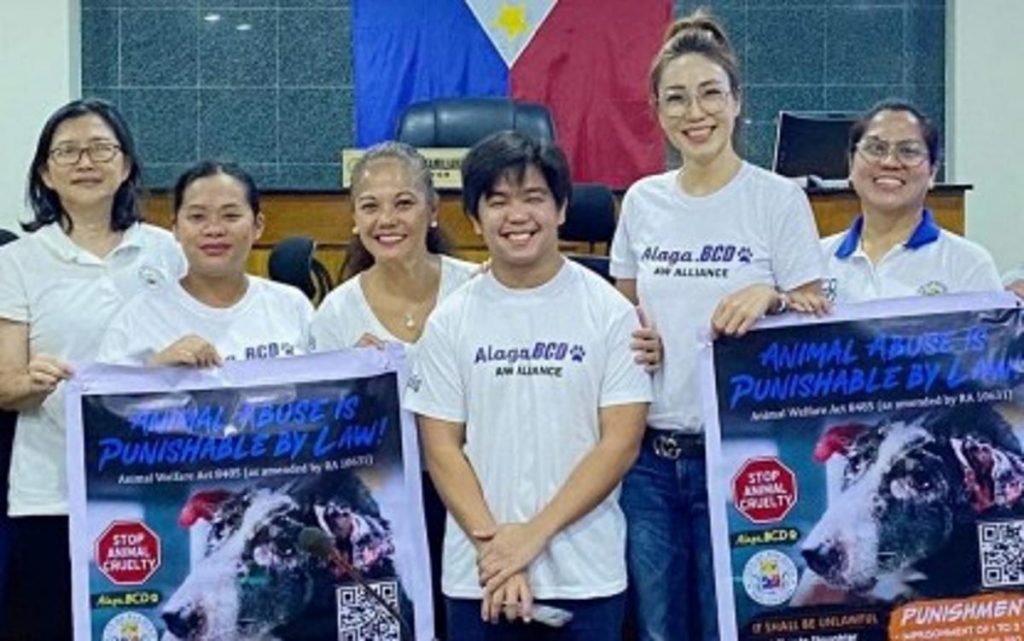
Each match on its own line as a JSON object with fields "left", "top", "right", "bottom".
{"left": 403, "top": 312, "right": 416, "bottom": 329}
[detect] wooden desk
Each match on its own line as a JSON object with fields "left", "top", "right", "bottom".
{"left": 142, "top": 184, "right": 968, "bottom": 281}
{"left": 807, "top": 184, "right": 967, "bottom": 237}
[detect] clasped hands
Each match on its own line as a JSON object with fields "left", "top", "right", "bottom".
{"left": 471, "top": 522, "right": 549, "bottom": 624}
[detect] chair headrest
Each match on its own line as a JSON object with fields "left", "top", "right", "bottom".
{"left": 396, "top": 98, "right": 556, "bottom": 148}
{"left": 561, "top": 183, "right": 616, "bottom": 244}
{"left": 268, "top": 236, "right": 318, "bottom": 299}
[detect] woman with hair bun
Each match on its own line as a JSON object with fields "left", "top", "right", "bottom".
{"left": 610, "top": 11, "right": 828, "bottom": 640}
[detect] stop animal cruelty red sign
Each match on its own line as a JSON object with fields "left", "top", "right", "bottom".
{"left": 732, "top": 458, "right": 798, "bottom": 523}
{"left": 95, "top": 520, "right": 161, "bottom": 585}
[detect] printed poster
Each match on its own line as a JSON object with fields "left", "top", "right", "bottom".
{"left": 702, "top": 293, "right": 1024, "bottom": 641}
{"left": 66, "top": 346, "right": 432, "bottom": 641}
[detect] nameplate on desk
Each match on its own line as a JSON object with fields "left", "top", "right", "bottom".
{"left": 340, "top": 148, "right": 469, "bottom": 189}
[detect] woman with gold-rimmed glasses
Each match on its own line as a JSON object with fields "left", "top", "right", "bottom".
{"left": 608, "top": 10, "right": 829, "bottom": 641}
{"left": 820, "top": 100, "right": 1001, "bottom": 303}
{"left": 0, "top": 98, "right": 183, "bottom": 638}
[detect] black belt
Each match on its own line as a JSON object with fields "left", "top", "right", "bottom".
{"left": 644, "top": 429, "right": 704, "bottom": 460}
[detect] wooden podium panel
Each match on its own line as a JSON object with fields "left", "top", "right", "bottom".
{"left": 807, "top": 185, "right": 967, "bottom": 237}
{"left": 142, "top": 185, "right": 968, "bottom": 282}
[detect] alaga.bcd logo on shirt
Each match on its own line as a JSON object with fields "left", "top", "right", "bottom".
{"left": 742, "top": 549, "right": 798, "bottom": 606}
{"left": 102, "top": 611, "right": 158, "bottom": 641}
{"left": 476, "top": 341, "right": 586, "bottom": 379}
{"left": 917, "top": 280, "right": 949, "bottom": 296}
{"left": 642, "top": 243, "right": 753, "bottom": 279}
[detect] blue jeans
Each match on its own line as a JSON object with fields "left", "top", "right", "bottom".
{"left": 446, "top": 592, "right": 625, "bottom": 641}
{"left": 620, "top": 432, "right": 718, "bottom": 641}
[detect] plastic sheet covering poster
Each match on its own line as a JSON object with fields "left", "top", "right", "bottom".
{"left": 65, "top": 346, "right": 432, "bottom": 641}
{"left": 701, "top": 293, "right": 1024, "bottom": 641}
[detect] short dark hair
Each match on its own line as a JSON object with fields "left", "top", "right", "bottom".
{"left": 848, "top": 99, "right": 941, "bottom": 169}
{"left": 172, "top": 160, "right": 261, "bottom": 218}
{"left": 461, "top": 131, "right": 571, "bottom": 220}
{"left": 26, "top": 98, "right": 143, "bottom": 233}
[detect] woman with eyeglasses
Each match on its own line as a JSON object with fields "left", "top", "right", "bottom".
{"left": 821, "top": 100, "right": 1001, "bottom": 302}
{"left": 0, "top": 98, "right": 184, "bottom": 637}
{"left": 609, "top": 11, "right": 828, "bottom": 641}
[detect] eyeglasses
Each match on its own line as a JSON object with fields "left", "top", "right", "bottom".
{"left": 855, "top": 137, "right": 929, "bottom": 168}
{"left": 658, "top": 86, "right": 731, "bottom": 116}
{"left": 48, "top": 142, "right": 122, "bottom": 166}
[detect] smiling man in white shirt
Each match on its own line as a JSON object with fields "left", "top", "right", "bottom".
{"left": 405, "top": 132, "right": 651, "bottom": 641}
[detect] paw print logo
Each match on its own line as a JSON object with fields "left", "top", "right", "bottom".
{"left": 737, "top": 247, "right": 753, "bottom": 263}
{"left": 569, "top": 345, "right": 586, "bottom": 363}
{"left": 406, "top": 373, "right": 422, "bottom": 393}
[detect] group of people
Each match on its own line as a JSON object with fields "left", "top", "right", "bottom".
{"left": 0, "top": 9, "right": 1020, "bottom": 641}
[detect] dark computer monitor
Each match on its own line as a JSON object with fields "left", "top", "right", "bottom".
{"left": 772, "top": 111, "right": 858, "bottom": 181}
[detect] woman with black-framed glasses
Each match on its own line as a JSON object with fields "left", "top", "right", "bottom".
{"left": 0, "top": 98, "right": 183, "bottom": 638}
{"left": 820, "top": 100, "right": 1001, "bottom": 303}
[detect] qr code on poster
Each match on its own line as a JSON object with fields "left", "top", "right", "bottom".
{"left": 979, "top": 520, "right": 1024, "bottom": 588}
{"left": 336, "top": 580, "right": 400, "bottom": 641}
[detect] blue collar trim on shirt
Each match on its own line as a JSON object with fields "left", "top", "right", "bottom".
{"left": 904, "top": 209, "right": 941, "bottom": 249}
{"left": 833, "top": 209, "right": 940, "bottom": 258}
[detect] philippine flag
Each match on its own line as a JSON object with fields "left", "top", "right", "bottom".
{"left": 353, "top": 0, "right": 672, "bottom": 188}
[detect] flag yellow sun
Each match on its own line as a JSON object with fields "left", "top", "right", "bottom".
{"left": 492, "top": 2, "right": 529, "bottom": 41}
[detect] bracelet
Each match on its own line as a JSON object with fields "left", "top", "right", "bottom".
{"left": 774, "top": 293, "right": 789, "bottom": 315}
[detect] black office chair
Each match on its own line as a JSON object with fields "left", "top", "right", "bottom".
{"left": 560, "top": 183, "right": 617, "bottom": 282}
{"left": 267, "top": 236, "right": 333, "bottom": 305}
{"left": 395, "top": 98, "right": 556, "bottom": 147}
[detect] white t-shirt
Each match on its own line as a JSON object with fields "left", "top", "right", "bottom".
{"left": 820, "top": 210, "right": 1003, "bottom": 303}
{"left": 0, "top": 222, "right": 185, "bottom": 515}
{"left": 404, "top": 260, "right": 653, "bottom": 600}
{"left": 610, "top": 163, "right": 825, "bottom": 432}
{"left": 1002, "top": 263, "right": 1024, "bottom": 287}
{"left": 97, "top": 276, "right": 314, "bottom": 365}
{"left": 311, "top": 255, "right": 476, "bottom": 350}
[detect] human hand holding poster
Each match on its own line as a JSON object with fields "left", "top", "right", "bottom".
{"left": 65, "top": 346, "right": 432, "bottom": 641}
{"left": 702, "top": 292, "right": 1024, "bottom": 641}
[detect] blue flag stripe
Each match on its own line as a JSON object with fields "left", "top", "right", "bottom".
{"left": 354, "top": 0, "right": 510, "bottom": 147}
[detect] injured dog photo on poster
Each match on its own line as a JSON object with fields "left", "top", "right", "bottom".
{"left": 65, "top": 346, "right": 433, "bottom": 641}
{"left": 701, "top": 292, "right": 1024, "bottom": 641}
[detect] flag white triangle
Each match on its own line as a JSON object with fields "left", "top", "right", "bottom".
{"left": 464, "top": 0, "right": 558, "bottom": 68}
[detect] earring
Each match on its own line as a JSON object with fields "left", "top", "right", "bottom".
{"left": 352, "top": 226, "right": 359, "bottom": 235}
{"left": 429, "top": 220, "right": 439, "bottom": 228}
